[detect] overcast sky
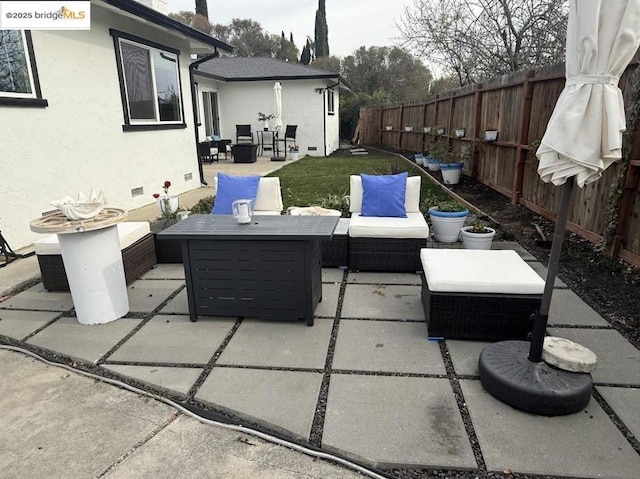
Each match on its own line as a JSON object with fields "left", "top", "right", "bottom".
{"left": 165, "top": 0, "right": 412, "bottom": 58}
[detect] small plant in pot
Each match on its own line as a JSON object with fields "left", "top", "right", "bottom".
{"left": 439, "top": 149, "right": 464, "bottom": 185}
{"left": 460, "top": 220, "right": 496, "bottom": 250}
{"left": 428, "top": 200, "right": 469, "bottom": 243}
{"left": 424, "top": 141, "right": 441, "bottom": 171}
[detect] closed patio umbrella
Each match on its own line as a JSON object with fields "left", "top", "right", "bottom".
{"left": 273, "top": 82, "right": 283, "bottom": 133}
{"left": 479, "top": 0, "right": 640, "bottom": 415}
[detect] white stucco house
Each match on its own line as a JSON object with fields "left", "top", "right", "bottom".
{"left": 192, "top": 57, "right": 350, "bottom": 158}
{"left": 1, "top": 0, "right": 232, "bottom": 250}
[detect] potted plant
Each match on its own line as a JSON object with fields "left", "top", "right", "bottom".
{"left": 414, "top": 151, "right": 425, "bottom": 166}
{"left": 461, "top": 220, "right": 496, "bottom": 249}
{"left": 404, "top": 126, "right": 414, "bottom": 132}
{"left": 439, "top": 149, "right": 464, "bottom": 185}
{"left": 424, "top": 140, "right": 441, "bottom": 171}
{"left": 454, "top": 127, "right": 465, "bottom": 138}
{"left": 257, "top": 112, "right": 274, "bottom": 131}
{"left": 434, "top": 125, "right": 446, "bottom": 135}
{"left": 423, "top": 126, "right": 432, "bottom": 133}
{"left": 428, "top": 200, "right": 469, "bottom": 243}
{"left": 385, "top": 125, "right": 393, "bottom": 131}
{"left": 152, "top": 180, "right": 178, "bottom": 219}
{"left": 288, "top": 145, "right": 300, "bottom": 160}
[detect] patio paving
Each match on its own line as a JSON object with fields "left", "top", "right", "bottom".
{"left": 1, "top": 244, "right": 639, "bottom": 477}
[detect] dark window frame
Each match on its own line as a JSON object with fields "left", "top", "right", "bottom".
{"left": 110, "top": 29, "right": 186, "bottom": 131}
{"left": 0, "top": 30, "right": 48, "bottom": 107}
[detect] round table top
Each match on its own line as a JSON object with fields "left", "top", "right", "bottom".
{"left": 288, "top": 206, "right": 342, "bottom": 217}
{"left": 30, "top": 208, "right": 128, "bottom": 234}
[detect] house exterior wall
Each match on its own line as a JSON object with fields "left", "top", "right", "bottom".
{"left": 195, "top": 76, "right": 340, "bottom": 158}
{"left": 1, "top": 3, "right": 201, "bottom": 249}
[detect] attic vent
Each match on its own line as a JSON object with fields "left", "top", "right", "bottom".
{"left": 307, "top": 146, "right": 318, "bottom": 151}
{"left": 184, "top": 173, "right": 193, "bottom": 181}
{"left": 131, "top": 187, "right": 144, "bottom": 198}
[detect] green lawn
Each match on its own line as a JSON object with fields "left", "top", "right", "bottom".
{"left": 266, "top": 153, "right": 449, "bottom": 212}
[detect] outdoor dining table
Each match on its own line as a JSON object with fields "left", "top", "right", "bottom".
{"left": 157, "top": 214, "right": 339, "bottom": 325}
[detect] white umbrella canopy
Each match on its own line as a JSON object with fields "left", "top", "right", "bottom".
{"left": 273, "top": 82, "right": 283, "bottom": 132}
{"left": 536, "top": 0, "right": 640, "bottom": 187}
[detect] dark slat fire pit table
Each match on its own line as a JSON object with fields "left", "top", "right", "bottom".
{"left": 158, "top": 214, "right": 339, "bottom": 325}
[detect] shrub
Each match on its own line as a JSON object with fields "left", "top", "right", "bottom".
{"left": 316, "top": 191, "right": 351, "bottom": 217}
{"left": 190, "top": 196, "right": 215, "bottom": 214}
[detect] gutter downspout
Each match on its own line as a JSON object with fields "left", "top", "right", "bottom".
{"left": 189, "top": 51, "right": 219, "bottom": 186}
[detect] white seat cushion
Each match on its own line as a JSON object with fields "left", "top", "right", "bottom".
{"left": 213, "top": 176, "right": 283, "bottom": 214}
{"left": 420, "top": 249, "right": 545, "bottom": 294}
{"left": 349, "top": 212, "right": 429, "bottom": 239}
{"left": 34, "top": 222, "right": 151, "bottom": 255}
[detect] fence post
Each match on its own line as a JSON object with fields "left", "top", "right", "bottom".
{"left": 471, "top": 84, "right": 483, "bottom": 178}
{"left": 513, "top": 72, "right": 535, "bottom": 205}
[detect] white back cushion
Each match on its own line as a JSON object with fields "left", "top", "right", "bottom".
{"left": 213, "top": 176, "right": 283, "bottom": 213}
{"left": 349, "top": 175, "right": 421, "bottom": 213}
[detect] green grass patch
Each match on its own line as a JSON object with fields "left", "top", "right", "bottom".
{"left": 266, "top": 153, "right": 449, "bottom": 212}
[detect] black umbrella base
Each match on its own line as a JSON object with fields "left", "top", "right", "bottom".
{"left": 479, "top": 340, "right": 593, "bottom": 416}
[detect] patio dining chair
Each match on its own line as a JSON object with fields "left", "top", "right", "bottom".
{"left": 276, "top": 125, "right": 297, "bottom": 154}
{"left": 235, "top": 124, "right": 254, "bottom": 144}
{"left": 198, "top": 141, "right": 218, "bottom": 164}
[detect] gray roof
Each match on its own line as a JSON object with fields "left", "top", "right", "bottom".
{"left": 196, "top": 57, "right": 342, "bottom": 83}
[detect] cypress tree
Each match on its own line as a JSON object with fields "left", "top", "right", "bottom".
{"left": 314, "top": 0, "right": 329, "bottom": 58}
{"left": 300, "top": 42, "right": 311, "bottom": 65}
{"left": 195, "top": 0, "right": 208, "bottom": 19}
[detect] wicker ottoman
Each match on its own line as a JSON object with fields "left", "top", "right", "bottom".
{"left": 35, "top": 222, "right": 156, "bottom": 291}
{"left": 321, "top": 218, "right": 349, "bottom": 268}
{"left": 420, "top": 249, "right": 545, "bottom": 341}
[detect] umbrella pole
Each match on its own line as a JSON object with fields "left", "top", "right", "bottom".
{"left": 528, "top": 177, "right": 575, "bottom": 362}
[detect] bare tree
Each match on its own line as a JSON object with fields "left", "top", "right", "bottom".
{"left": 397, "top": 0, "right": 568, "bottom": 85}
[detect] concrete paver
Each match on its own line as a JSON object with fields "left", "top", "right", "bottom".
{"left": 127, "top": 279, "right": 185, "bottom": 313}
{"left": 26, "top": 316, "right": 143, "bottom": 364}
{"left": 548, "top": 327, "right": 640, "bottom": 385}
{"left": 140, "top": 263, "right": 185, "bottom": 280}
{"left": 103, "top": 365, "right": 203, "bottom": 397}
{"left": 596, "top": 386, "right": 640, "bottom": 440}
{"left": 314, "top": 282, "right": 340, "bottom": 318}
{"left": 323, "top": 374, "right": 477, "bottom": 469}
{"left": 341, "top": 283, "right": 424, "bottom": 320}
{"left": 332, "top": 320, "right": 446, "bottom": 374}
{"left": 0, "top": 309, "right": 59, "bottom": 340}
{"left": 461, "top": 379, "right": 640, "bottom": 478}
{"left": 108, "top": 314, "right": 236, "bottom": 364}
{"left": 159, "top": 288, "right": 189, "bottom": 314}
{"left": 548, "top": 288, "right": 610, "bottom": 326}
{"left": 0, "top": 282, "right": 74, "bottom": 312}
{"left": 196, "top": 368, "right": 323, "bottom": 441}
{"left": 216, "top": 318, "right": 333, "bottom": 369}
{"left": 322, "top": 268, "right": 345, "bottom": 283}
{"left": 446, "top": 339, "right": 491, "bottom": 377}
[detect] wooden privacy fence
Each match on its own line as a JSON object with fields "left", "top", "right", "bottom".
{"left": 358, "top": 61, "right": 640, "bottom": 268}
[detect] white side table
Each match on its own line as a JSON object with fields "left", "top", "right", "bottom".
{"left": 30, "top": 208, "right": 129, "bottom": 325}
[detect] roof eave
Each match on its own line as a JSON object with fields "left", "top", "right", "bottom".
{"left": 99, "top": 0, "right": 233, "bottom": 54}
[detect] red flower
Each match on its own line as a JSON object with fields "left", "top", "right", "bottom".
{"left": 164, "top": 181, "right": 171, "bottom": 189}
{"left": 153, "top": 193, "right": 160, "bottom": 198}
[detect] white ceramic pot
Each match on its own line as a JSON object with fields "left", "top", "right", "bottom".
{"left": 440, "top": 162, "right": 463, "bottom": 185}
{"left": 157, "top": 195, "right": 179, "bottom": 215}
{"left": 426, "top": 159, "right": 440, "bottom": 171}
{"left": 428, "top": 207, "right": 469, "bottom": 243}
{"left": 289, "top": 151, "right": 300, "bottom": 160}
{"left": 461, "top": 226, "right": 496, "bottom": 250}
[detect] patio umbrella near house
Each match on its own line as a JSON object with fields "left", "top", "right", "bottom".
{"left": 479, "top": 0, "right": 640, "bottom": 415}
{"left": 273, "top": 82, "right": 283, "bottom": 133}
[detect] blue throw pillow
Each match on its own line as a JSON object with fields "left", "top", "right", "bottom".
{"left": 211, "top": 173, "right": 261, "bottom": 214}
{"left": 360, "top": 172, "right": 408, "bottom": 218}
{"left": 212, "top": 134, "right": 221, "bottom": 141}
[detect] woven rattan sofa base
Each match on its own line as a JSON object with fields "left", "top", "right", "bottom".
{"left": 421, "top": 275, "right": 541, "bottom": 341}
{"left": 37, "top": 233, "right": 157, "bottom": 291}
{"left": 321, "top": 235, "right": 348, "bottom": 268}
{"left": 349, "top": 237, "right": 425, "bottom": 272}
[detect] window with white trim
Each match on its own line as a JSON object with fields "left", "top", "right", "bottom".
{"left": 114, "top": 34, "right": 184, "bottom": 126}
{"left": 0, "top": 30, "right": 46, "bottom": 106}
{"left": 327, "top": 89, "right": 335, "bottom": 115}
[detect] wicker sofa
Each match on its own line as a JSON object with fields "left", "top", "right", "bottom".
{"left": 348, "top": 175, "right": 429, "bottom": 272}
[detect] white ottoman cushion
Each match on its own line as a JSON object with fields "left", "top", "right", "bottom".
{"left": 420, "top": 249, "right": 545, "bottom": 294}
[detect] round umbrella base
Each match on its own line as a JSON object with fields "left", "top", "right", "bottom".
{"left": 479, "top": 340, "right": 593, "bottom": 416}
